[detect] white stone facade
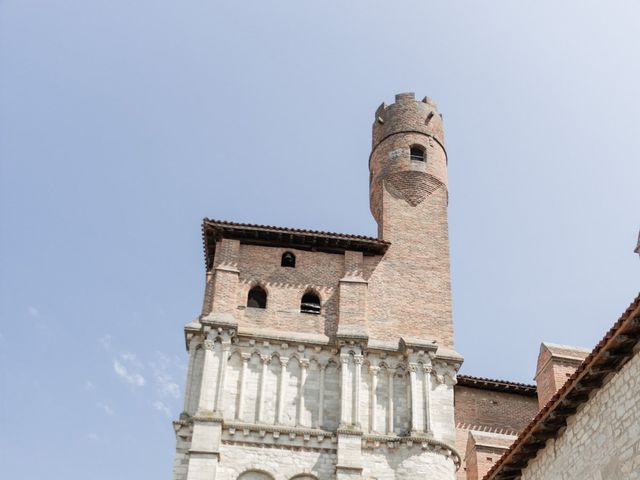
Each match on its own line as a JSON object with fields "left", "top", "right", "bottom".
{"left": 173, "top": 327, "right": 462, "bottom": 480}
{"left": 520, "top": 348, "right": 640, "bottom": 480}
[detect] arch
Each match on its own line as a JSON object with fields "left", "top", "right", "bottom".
{"left": 300, "top": 290, "right": 321, "bottom": 314}
{"left": 247, "top": 285, "right": 267, "bottom": 309}
{"left": 410, "top": 144, "right": 426, "bottom": 162}
{"left": 281, "top": 251, "right": 296, "bottom": 268}
{"left": 238, "top": 470, "right": 275, "bottom": 480}
{"left": 290, "top": 475, "right": 318, "bottom": 480}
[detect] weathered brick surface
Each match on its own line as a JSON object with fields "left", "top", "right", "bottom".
{"left": 236, "top": 245, "right": 344, "bottom": 337}
{"left": 534, "top": 343, "right": 589, "bottom": 409}
{"left": 454, "top": 386, "right": 538, "bottom": 480}
{"left": 368, "top": 93, "right": 453, "bottom": 348}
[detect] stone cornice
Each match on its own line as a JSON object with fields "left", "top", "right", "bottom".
{"left": 361, "top": 433, "right": 461, "bottom": 469}
{"left": 223, "top": 421, "right": 336, "bottom": 439}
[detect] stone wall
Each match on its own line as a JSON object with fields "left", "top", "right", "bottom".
{"left": 174, "top": 328, "right": 462, "bottom": 480}
{"left": 520, "top": 349, "right": 640, "bottom": 480}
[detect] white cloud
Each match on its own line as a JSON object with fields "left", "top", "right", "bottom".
{"left": 98, "top": 401, "right": 114, "bottom": 415}
{"left": 155, "top": 371, "right": 180, "bottom": 399}
{"left": 113, "top": 357, "right": 145, "bottom": 387}
{"left": 148, "top": 352, "right": 181, "bottom": 399}
{"left": 153, "top": 400, "right": 172, "bottom": 418}
{"left": 87, "top": 432, "right": 99, "bottom": 441}
{"left": 27, "top": 305, "right": 40, "bottom": 317}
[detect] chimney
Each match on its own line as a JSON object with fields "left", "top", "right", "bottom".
{"left": 534, "top": 342, "right": 590, "bottom": 409}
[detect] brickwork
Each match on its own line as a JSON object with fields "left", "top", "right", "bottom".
{"left": 237, "top": 245, "right": 345, "bottom": 337}
{"left": 368, "top": 93, "right": 453, "bottom": 347}
{"left": 463, "top": 432, "right": 515, "bottom": 480}
{"left": 453, "top": 386, "right": 538, "bottom": 480}
{"left": 519, "top": 349, "right": 640, "bottom": 480}
{"left": 534, "top": 343, "right": 589, "bottom": 409}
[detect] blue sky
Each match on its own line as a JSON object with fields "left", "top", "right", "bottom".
{"left": 1, "top": 1, "right": 638, "bottom": 478}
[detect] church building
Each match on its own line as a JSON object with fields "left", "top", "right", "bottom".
{"left": 170, "top": 93, "right": 639, "bottom": 480}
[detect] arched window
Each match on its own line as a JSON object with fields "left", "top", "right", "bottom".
{"left": 300, "top": 291, "right": 321, "bottom": 314}
{"left": 247, "top": 286, "right": 267, "bottom": 309}
{"left": 281, "top": 251, "right": 296, "bottom": 268}
{"left": 410, "top": 145, "right": 426, "bottom": 162}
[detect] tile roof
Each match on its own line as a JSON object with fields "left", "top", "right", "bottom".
{"left": 201, "top": 218, "right": 389, "bottom": 269}
{"left": 484, "top": 293, "right": 640, "bottom": 480}
{"left": 457, "top": 374, "right": 537, "bottom": 397}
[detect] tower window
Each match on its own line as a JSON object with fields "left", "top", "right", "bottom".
{"left": 247, "top": 286, "right": 267, "bottom": 309}
{"left": 300, "top": 291, "right": 321, "bottom": 314}
{"left": 410, "top": 145, "right": 426, "bottom": 162}
{"left": 281, "top": 252, "right": 296, "bottom": 268}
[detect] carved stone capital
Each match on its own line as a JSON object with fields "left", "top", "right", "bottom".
{"left": 353, "top": 355, "right": 364, "bottom": 366}
{"left": 203, "top": 339, "right": 216, "bottom": 351}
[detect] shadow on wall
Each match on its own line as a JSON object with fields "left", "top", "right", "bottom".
{"left": 237, "top": 470, "right": 319, "bottom": 480}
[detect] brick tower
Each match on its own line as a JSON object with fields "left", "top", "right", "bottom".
{"left": 172, "top": 93, "right": 463, "bottom": 480}
{"left": 367, "top": 92, "right": 454, "bottom": 348}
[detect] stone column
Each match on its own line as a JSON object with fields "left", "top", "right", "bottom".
{"left": 353, "top": 355, "right": 363, "bottom": 428}
{"left": 236, "top": 354, "right": 250, "bottom": 420}
{"left": 214, "top": 342, "right": 230, "bottom": 414}
{"left": 409, "top": 363, "right": 420, "bottom": 434}
{"left": 297, "top": 359, "right": 309, "bottom": 426}
{"left": 188, "top": 338, "right": 223, "bottom": 480}
{"left": 257, "top": 355, "right": 269, "bottom": 423}
{"left": 423, "top": 364, "right": 432, "bottom": 433}
{"left": 182, "top": 338, "right": 199, "bottom": 414}
{"left": 276, "top": 357, "right": 288, "bottom": 425}
{"left": 369, "top": 366, "right": 379, "bottom": 433}
{"left": 387, "top": 369, "right": 394, "bottom": 434}
{"left": 339, "top": 354, "right": 351, "bottom": 426}
{"left": 317, "top": 364, "right": 325, "bottom": 429}
{"left": 197, "top": 339, "right": 217, "bottom": 413}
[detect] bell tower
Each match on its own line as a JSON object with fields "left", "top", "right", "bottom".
{"left": 366, "top": 92, "right": 454, "bottom": 348}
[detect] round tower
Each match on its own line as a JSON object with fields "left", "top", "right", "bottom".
{"left": 369, "top": 92, "right": 448, "bottom": 238}
{"left": 366, "top": 92, "right": 454, "bottom": 349}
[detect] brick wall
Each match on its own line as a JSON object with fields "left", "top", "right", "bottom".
{"left": 454, "top": 386, "right": 538, "bottom": 480}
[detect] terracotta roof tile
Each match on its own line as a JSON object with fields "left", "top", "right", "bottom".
{"left": 457, "top": 374, "right": 537, "bottom": 396}
{"left": 201, "top": 218, "right": 389, "bottom": 269}
{"left": 484, "top": 293, "right": 640, "bottom": 480}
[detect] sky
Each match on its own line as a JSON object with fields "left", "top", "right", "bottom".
{"left": 0, "top": 1, "right": 638, "bottom": 478}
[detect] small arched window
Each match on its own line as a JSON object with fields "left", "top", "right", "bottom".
{"left": 300, "top": 291, "right": 321, "bottom": 314}
{"left": 281, "top": 252, "right": 296, "bottom": 268}
{"left": 247, "top": 286, "right": 267, "bottom": 309}
{"left": 410, "top": 145, "right": 426, "bottom": 162}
